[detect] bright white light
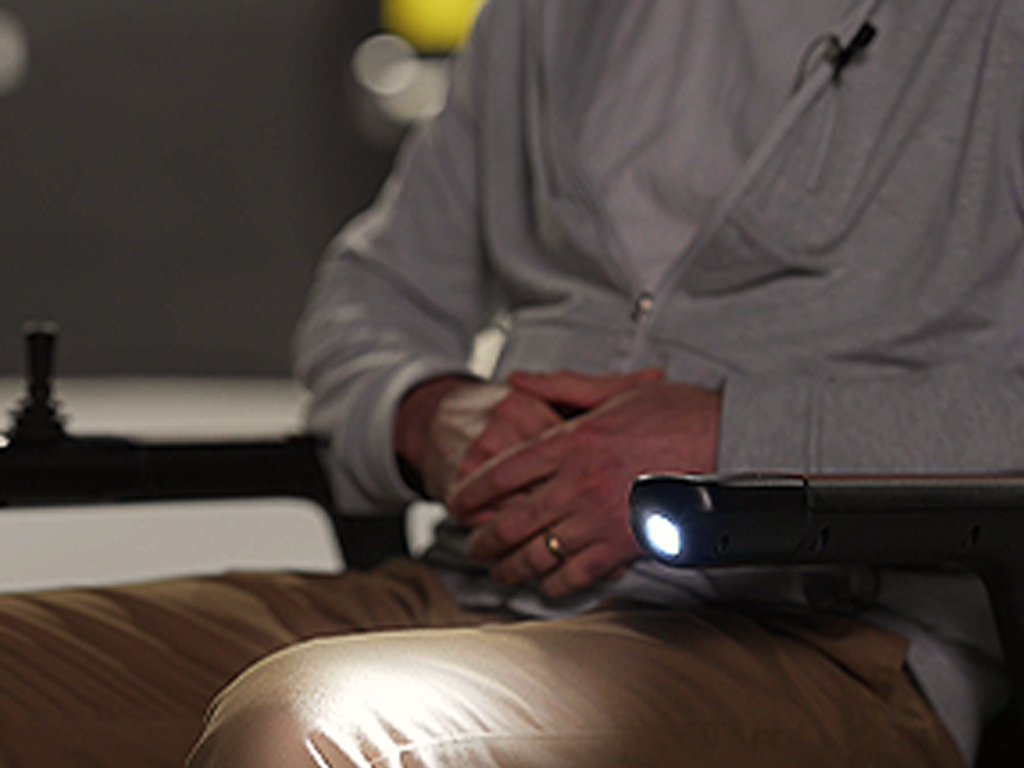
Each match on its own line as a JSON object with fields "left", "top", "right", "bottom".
{"left": 643, "top": 512, "right": 683, "bottom": 559}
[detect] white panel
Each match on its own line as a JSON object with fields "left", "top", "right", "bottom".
{"left": 0, "top": 499, "right": 342, "bottom": 592}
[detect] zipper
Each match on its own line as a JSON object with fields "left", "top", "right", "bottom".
{"left": 620, "top": 0, "right": 885, "bottom": 369}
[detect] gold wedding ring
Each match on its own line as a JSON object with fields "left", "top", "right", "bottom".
{"left": 544, "top": 532, "right": 566, "bottom": 561}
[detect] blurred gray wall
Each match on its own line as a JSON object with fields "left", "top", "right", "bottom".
{"left": 0, "top": 0, "right": 393, "bottom": 376}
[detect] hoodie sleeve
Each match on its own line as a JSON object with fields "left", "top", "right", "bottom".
{"left": 293, "top": 4, "right": 511, "bottom": 514}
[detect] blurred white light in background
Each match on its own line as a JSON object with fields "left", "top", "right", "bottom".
{"left": 0, "top": 10, "right": 29, "bottom": 97}
{"left": 351, "top": 33, "right": 450, "bottom": 133}
{"left": 352, "top": 33, "right": 420, "bottom": 97}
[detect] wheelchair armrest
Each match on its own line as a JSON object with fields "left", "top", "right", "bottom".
{"left": 629, "top": 472, "right": 1024, "bottom": 734}
{"left": 0, "top": 432, "right": 408, "bottom": 572}
{"left": 0, "top": 324, "right": 407, "bottom": 572}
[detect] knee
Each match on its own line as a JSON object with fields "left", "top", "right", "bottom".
{"left": 186, "top": 626, "right": 599, "bottom": 768}
{"left": 186, "top": 632, "right": 467, "bottom": 768}
{"left": 186, "top": 638, "right": 362, "bottom": 768}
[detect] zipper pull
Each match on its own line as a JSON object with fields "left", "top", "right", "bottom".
{"left": 827, "top": 22, "right": 878, "bottom": 83}
{"left": 631, "top": 291, "right": 655, "bottom": 323}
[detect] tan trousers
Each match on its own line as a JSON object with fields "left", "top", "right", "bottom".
{"left": 0, "top": 559, "right": 962, "bottom": 767}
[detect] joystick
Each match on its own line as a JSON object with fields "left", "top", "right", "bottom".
{"left": 9, "top": 321, "right": 67, "bottom": 443}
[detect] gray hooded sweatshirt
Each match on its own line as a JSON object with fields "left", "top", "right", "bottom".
{"left": 296, "top": 0, "right": 1024, "bottom": 761}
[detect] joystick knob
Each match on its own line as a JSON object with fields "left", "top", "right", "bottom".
{"left": 9, "top": 321, "right": 66, "bottom": 442}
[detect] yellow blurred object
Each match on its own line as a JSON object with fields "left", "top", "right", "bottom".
{"left": 382, "top": 0, "right": 484, "bottom": 53}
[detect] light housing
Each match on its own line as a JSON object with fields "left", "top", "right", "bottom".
{"left": 629, "top": 473, "right": 808, "bottom": 566}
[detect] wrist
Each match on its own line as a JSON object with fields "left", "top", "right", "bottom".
{"left": 393, "top": 374, "right": 478, "bottom": 472}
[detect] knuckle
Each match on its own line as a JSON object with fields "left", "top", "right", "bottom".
{"left": 560, "top": 567, "right": 591, "bottom": 594}
{"left": 499, "top": 557, "right": 528, "bottom": 584}
{"left": 526, "top": 543, "right": 552, "bottom": 573}
{"left": 571, "top": 553, "right": 608, "bottom": 588}
{"left": 491, "top": 392, "right": 520, "bottom": 419}
{"left": 521, "top": 505, "right": 552, "bottom": 537}
{"left": 471, "top": 428, "right": 505, "bottom": 458}
{"left": 491, "top": 513, "right": 523, "bottom": 548}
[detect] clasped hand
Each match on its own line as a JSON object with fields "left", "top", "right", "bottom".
{"left": 395, "top": 369, "right": 720, "bottom": 598}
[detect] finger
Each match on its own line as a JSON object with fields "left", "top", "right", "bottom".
{"left": 455, "top": 393, "right": 562, "bottom": 479}
{"left": 487, "top": 530, "right": 567, "bottom": 585}
{"left": 447, "top": 432, "right": 566, "bottom": 516}
{"left": 466, "top": 486, "right": 560, "bottom": 562}
{"left": 507, "top": 368, "right": 663, "bottom": 411}
{"left": 485, "top": 502, "right": 613, "bottom": 583}
{"left": 456, "top": 506, "right": 496, "bottom": 527}
{"left": 470, "top": 476, "right": 602, "bottom": 565}
{"left": 538, "top": 539, "right": 640, "bottom": 599}
{"left": 486, "top": 510, "right": 641, "bottom": 594}
{"left": 539, "top": 502, "right": 643, "bottom": 596}
{"left": 456, "top": 417, "right": 532, "bottom": 480}
{"left": 497, "top": 389, "right": 565, "bottom": 435}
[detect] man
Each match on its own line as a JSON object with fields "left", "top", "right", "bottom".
{"left": 0, "top": 0, "right": 1017, "bottom": 765}
{"left": 186, "top": 0, "right": 1021, "bottom": 765}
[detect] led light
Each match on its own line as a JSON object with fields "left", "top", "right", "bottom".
{"left": 643, "top": 512, "right": 683, "bottom": 560}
